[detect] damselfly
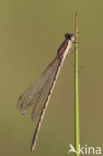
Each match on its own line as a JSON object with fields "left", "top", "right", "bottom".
{"left": 17, "top": 33, "right": 75, "bottom": 151}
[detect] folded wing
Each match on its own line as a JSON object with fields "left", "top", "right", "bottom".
{"left": 16, "top": 56, "right": 61, "bottom": 121}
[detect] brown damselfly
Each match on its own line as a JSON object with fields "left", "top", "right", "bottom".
{"left": 17, "top": 33, "right": 75, "bottom": 151}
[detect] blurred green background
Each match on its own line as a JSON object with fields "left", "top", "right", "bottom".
{"left": 0, "top": 0, "right": 103, "bottom": 156}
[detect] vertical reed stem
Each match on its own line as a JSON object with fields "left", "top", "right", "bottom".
{"left": 74, "top": 10, "right": 80, "bottom": 156}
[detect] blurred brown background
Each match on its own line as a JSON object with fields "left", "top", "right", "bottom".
{"left": 0, "top": 0, "right": 103, "bottom": 156}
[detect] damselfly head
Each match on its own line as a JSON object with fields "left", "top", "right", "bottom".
{"left": 65, "top": 33, "right": 75, "bottom": 41}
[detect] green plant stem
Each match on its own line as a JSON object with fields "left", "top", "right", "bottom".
{"left": 74, "top": 10, "right": 80, "bottom": 156}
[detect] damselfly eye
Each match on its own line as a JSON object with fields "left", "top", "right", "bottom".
{"left": 65, "top": 33, "right": 74, "bottom": 40}
{"left": 65, "top": 33, "right": 70, "bottom": 39}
